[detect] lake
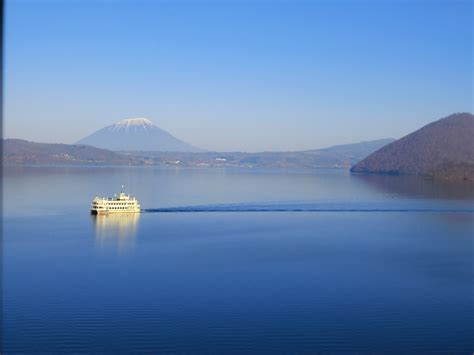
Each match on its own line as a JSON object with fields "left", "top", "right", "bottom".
{"left": 2, "top": 166, "right": 473, "bottom": 353}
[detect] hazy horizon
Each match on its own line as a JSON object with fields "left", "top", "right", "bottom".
{"left": 4, "top": 0, "right": 472, "bottom": 151}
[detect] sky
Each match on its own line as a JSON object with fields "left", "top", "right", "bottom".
{"left": 4, "top": 0, "right": 472, "bottom": 152}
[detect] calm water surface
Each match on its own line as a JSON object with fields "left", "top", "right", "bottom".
{"left": 3, "top": 166, "right": 473, "bottom": 353}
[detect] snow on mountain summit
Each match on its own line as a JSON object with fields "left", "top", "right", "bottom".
{"left": 116, "top": 118, "right": 154, "bottom": 127}
{"left": 76, "top": 118, "right": 203, "bottom": 152}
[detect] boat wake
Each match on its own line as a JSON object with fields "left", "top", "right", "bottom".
{"left": 143, "top": 202, "right": 474, "bottom": 213}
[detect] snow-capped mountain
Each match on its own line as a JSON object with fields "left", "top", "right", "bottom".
{"left": 76, "top": 118, "right": 203, "bottom": 152}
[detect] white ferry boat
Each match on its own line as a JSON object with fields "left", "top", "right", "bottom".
{"left": 91, "top": 186, "right": 141, "bottom": 214}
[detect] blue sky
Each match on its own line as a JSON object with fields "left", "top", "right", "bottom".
{"left": 4, "top": 0, "right": 472, "bottom": 151}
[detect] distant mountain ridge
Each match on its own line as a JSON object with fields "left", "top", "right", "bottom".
{"left": 304, "top": 138, "right": 395, "bottom": 165}
{"left": 76, "top": 118, "right": 203, "bottom": 152}
{"left": 2, "top": 139, "right": 139, "bottom": 165}
{"left": 3, "top": 138, "right": 393, "bottom": 168}
{"left": 6, "top": 112, "right": 473, "bottom": 180}
{"left": 351, "top": 113, "right": 474, "bottom": 181}
{"left": 310, "top": 138, "right": 395, "bottom": 155}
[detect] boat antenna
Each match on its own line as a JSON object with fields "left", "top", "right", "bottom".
{"left": 121, "top": 185, "right": 124, "bottom": 192}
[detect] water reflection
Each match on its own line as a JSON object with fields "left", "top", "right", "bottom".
{"left": 92, "top": 213, "right": 140, "bottom": 251}
{"left": 353, "top": 174, "right": 474, "bottom": 200}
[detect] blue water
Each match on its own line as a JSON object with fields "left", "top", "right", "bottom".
{"left": 3, "top": 166, "right": 473, "bottom": 353}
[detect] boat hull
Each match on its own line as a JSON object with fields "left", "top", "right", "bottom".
{"left": 91, "top": 209, "right": 140, "bottom": 215}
